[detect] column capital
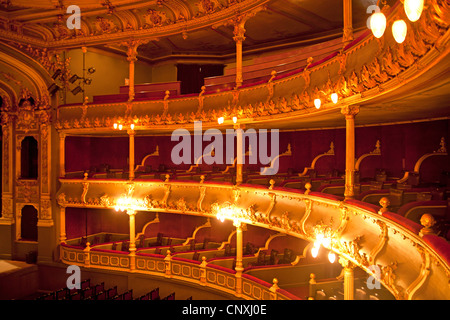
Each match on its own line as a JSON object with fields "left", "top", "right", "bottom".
{"left": 341, "top": 105, "right": 360, "bottom": 118}
{"left": 233, "top": 24, "right": 246, "bottom": 43}
{"left": 339, "top": 256, "right": 356, "bottom": 269}
{"left": 121, "top": 39, "right": 145, "bottom": 62}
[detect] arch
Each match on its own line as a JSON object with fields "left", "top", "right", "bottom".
{"left": 20, "top": 136, "right": 38, "bottom": 179}
{"left": 20, "top": 205, "right": 38, "bottom": 241}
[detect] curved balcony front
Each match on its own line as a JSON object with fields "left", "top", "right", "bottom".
{"left": 57, "top": 178, "right": 450, "bottom": 300}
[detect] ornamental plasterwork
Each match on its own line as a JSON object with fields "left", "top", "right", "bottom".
{"left": 0, "top": 0, "right": 270, "bottom": 48}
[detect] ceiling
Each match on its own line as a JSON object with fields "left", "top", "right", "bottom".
{"left": 0, "top": 0, "right": 377, "bottom": 61}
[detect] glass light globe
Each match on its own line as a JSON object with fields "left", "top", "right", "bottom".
{"left": 404, "top": 0, "right": 424, "bottom": 22}
{"left": 314, "top": 98, "right": 321, "bottom": 109}
{"left": 328, "top": 251, "right": 336, "bottom": 263}
{"left": 331, "top": 93, "right": 338, "bottom": 104}
{"left": 311, "top": 246, "right": 319, "bottom": 258}
{"left": 370, "top": 12, "right": 387, "bottom": 38}
{"left": 392, "top": 20, "right": 407, "bottom": 44}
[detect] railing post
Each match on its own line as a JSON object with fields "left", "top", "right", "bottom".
{"left": 200, "top": 256, "right": 207, "bottom": 286}
{"left": 84, "top": 242, "right": 91, "bottom": 267}
{"left": 309, "top": 273, "right": 316, "bottom": 299}
{"left": 164, "top": 250, "right": 172, "bottom": 278}
{"left": 270, "top": 278, "right": 279, "bottom": 300}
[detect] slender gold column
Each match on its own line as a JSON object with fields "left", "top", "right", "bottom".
{"left": 343, "top": 0, "right": 354, "bottom": 44}
{"left": 60, "top": 206, "right": 66, "bottom": 243}
{"left": 59, "top": 132, "right": 66, "bottom": 177}
{"left": 128, "top": 128, "right": 135, "bottom": 181}
{"left": 234, "top": 220, "right": 244, "bottom": 295}
{"left": 233, "top": 23, "right": 246, "bottom": 89}
{"left": 339, "top": 257, "right": 355, "bottom": 300}
{"left": 126, "top": 43, "right": 139, "bottom": 102}
{"left": 128, "top": 209, "right": 136, "bottom": 271}
{"left": 235, "top": 123, "right": 243, "bottom": 185}
{"left": 341, "top": 105, "right": 360, "bottom": 199}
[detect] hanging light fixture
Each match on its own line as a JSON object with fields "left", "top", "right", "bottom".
{"left": 331, "top": 93, "right": 339, "bottom": 104}
{"left": 370, "top": 12, "right": 387, "bottom": 38}
{"left": 404, "top": 0, "right": 424, "bottom": 22}
{"left": 392, "top": 19, "right": 408, "bottom": 43}
{"left": 314, "top": 98, "right": 321, "bottom": 109}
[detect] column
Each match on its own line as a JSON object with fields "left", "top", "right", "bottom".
{"left": 341, "top": 105, "right": 360, "bottom": 199}
{"left": 235, "top": 123, "right": 243, "bottom": 185}
{"left": 339, "top": 258, "right": 355, "bottom": 300}
{"left": 128, "top": 128, "right": 135, "bottom": 180}
{"left": 59, "top": 132, "right": 66, "bottom": 177}
{"left": 60, "top": 206, "right": 66, "bottom": 243}
{"left": 128, "top": 209, "right": 136, "bottom": 271}
{"left": 233, "top": 22, "right": 246, "bottom": 89}
{"left": 126, "top": 42, "right": 139, "bottom": 102}
{"left": 343, "top": 0, "right": 353, "bottom": 44}
{"left": 234, "top": 220, "right": 244, "bottom": 295}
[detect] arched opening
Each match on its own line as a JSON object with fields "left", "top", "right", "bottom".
{"left": 21, "top": 205, "right": 38, "bottom": 241}
{"left": 21, "top": 136, "right": 38, "bottom": 179}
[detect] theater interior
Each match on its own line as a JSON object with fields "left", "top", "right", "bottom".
{"left": 0, "top": 0, "right": 449, "bottom": 301}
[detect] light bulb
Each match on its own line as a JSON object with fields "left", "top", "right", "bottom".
{"left": 331, "top": 93, "right": 338, "bottom": 104}
{"left": 113, "top": 123, "right": 118, "bottom": 129}
{"left": 130, "top": 123, "right": 135, "bottom": 130}
{"left": 118, "top": 124, "right": 123, "bottom": 130}
{"left": 404, "top": 0, "right": 424, "bottom": 22}
{"left": 311, "top": 246, "right": 319, "bottom": 258}
{"left": 218, "top": 117, "right": 224, "bottom": 125}
{"left": 370, "top": 12, "right": 387, "bottom": 38}
{"left": 232, "top": 116, "right": 237, "bottom": 124}
{"left": 328, "top": 251, "right": 336, "bottom": 263}
{"left": 314, "top": 98, "right": 321, "bottom": 109}
{"left": 392, "top": 19, "right": 407, "bottom": 44}
{"left": 322, "top": 237, "right": 331, "bottom": 248}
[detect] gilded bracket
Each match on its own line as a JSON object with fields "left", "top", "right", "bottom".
{"left": 298, "top": 142, "right": 335, "bottom": 177}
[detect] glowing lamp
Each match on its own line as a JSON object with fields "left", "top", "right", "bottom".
{"left": 314, "top": 98, "right": 321, "bottom": 109}
{"left": 404, "top": 0, "right": 424, "bottom": 22}
{"left": 218, "top": 117, "right": 224, "bottom": 125}
{"left": 130, "top": 123, "right": 135, "bottom": 130}
{"left": 311, "top": 246, "right": 319, "bottom": 258}
{"left": 113, "top": 123, "right": 118, "bottom": 129}
{"left": 328, "top": 251, "right": 336, "bottom": 263}
{"left": 392, "top": 19, "right": 407, "bottom": 44}
{"left": 331, "top": 93, "right": 338, "bottom": 104}
{"left": 370, "top": 12, "right": 387, "bottom": 38}
{"left": 118, "top": 124, "right": 123, "bottom": 130}
{"left": 232, "top": 116, "right": 237, "bottom": 124}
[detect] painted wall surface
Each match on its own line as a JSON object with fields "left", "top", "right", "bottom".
{"left": 64, "top": 49, "right": 153, "bottom": 105}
